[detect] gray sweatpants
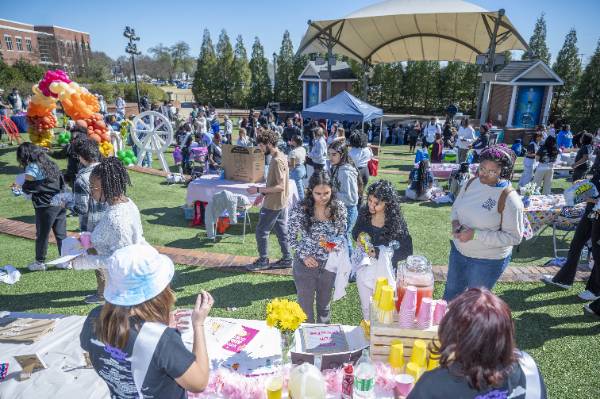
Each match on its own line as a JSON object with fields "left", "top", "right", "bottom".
{"left": 255, "top": 207, "right": 291, "bottom": 260}
{"left": 293, "top": 258, "right": 336, "bottom": 324}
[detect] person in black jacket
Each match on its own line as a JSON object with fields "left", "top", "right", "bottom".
{"left": 352, "top": 179, "right": 413, "bottom": 269}
{"left": 17, "top": 142, "right": 67, "bottom": 271}
{"left": 64, "top": 125, "right": 88, "bottom": 187}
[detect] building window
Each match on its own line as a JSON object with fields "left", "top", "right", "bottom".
{"left": 15, "top": 37, "right": 23, "bottom": 51}
{"left": 25, "top": 38, "right": 32, "bottom": 52}
{"left": 4, "top": 35, "right": 13, "bottom": 51}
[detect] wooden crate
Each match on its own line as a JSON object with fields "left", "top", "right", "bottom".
{"left": 370, "top": 316, "right": 438, "bottom": 364}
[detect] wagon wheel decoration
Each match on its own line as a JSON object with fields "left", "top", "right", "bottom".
{"left": 130, "top": 111, "right": 173, "bottom": 173}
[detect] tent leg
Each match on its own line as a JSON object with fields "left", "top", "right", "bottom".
{"left": 379, "top": 118, "right": 383, "bottom": 149}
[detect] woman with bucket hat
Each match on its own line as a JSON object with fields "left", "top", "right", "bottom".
{"left": 80, "top": 244, "right": 214, "bottom": 398}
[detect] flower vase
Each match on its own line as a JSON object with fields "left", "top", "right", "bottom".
{"left": 522, "top": 196, "right": 531, "bottom": 208}
{"left": 280, "top": 330, "right": 295, "bottom": 365}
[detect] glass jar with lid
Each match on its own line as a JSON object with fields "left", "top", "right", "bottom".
{"left": 396, "top": 255, "right": 434, "bottom": 315}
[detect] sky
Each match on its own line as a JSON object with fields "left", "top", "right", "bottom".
{"left": 4, "top": 0, "right": 600, "bottom": 65}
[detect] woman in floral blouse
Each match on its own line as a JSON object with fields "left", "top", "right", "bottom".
{"left": 289, "top": 171, "right": 347, "bottom": 323}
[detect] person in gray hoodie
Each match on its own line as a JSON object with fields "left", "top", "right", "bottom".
{"left": 328, "top": 140, "right": 360, "bottom": 254}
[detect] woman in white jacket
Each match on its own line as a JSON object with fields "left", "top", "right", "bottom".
{"left": 444, "top": 144, "right": 524, "bottom": 301}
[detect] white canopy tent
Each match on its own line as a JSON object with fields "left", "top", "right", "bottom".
{"left": 298, "top": 0, "right": 528, "bottom": 64}
{"left": 297, "top": 0, "right": 530, "bottom": 121}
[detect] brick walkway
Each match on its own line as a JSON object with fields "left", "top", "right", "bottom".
{"left": 0, "top": 217, "right": 592, "bottom": 282}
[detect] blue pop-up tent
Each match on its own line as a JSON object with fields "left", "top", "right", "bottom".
{"left": 302, "top": 90, "right": 383, "bottom": 122}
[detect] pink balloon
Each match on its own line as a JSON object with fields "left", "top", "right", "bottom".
{"left": 38, "top": 70, "right": 72, "bottom": 98}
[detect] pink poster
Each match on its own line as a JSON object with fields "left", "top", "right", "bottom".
{"left": 222, "top": 326, "right": 259, "bottom": 353}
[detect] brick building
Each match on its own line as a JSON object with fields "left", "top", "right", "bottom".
{"left": 0, "top": 18, "right": 91, "bottom": 74}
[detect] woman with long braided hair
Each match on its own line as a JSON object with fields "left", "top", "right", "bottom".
{"left": 72, "top": 157, "right": 147, "bottom": 303}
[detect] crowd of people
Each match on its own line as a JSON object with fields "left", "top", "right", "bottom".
{"left": 11, "top": 100, "right": 600, "bottom": 399}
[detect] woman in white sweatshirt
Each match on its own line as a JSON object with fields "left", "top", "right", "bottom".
{"left": 444, "top": 144, "right": 524, "bottom": 301}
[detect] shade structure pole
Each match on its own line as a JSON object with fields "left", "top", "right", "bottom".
{"left": 326, "top": 38, "right": 333, "bottom": 100}
{"left": 479, "top": 9, "right": 505, "bottom": 125}
{"left": 362, "top": 61, "right": 370, "bottom": 101}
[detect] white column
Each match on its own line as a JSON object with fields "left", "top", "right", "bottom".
{"left": 542, "top": 86, "right": 553, "bottom": 125}
{"left": 318, "top": 81, "right": 322, "bottom": 103}
{"left": 302, "top": 81, "right": 307, "bottom": 110}
{"left": 480, "top": 82, "right": 493, "bottom": 124}
{"left": 506, "top": 85, "right": 518, "bottom": 128}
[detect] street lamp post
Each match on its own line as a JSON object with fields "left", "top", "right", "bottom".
{"left": 124, "top": 26, "right": 142, "bottom": 114}
{"left": 272, "top": 52, "right": 277, "bottom": 102}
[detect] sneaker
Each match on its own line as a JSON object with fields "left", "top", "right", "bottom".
{"left": 245, "top": 257, "right": 270, "bottom": 271}
{"left": 271, "top": 258, "right": 293, "bottom": 269}
{"left": 55, "top": 261, "right": 72, "bottom": 270}
{"left": 84, "top": 294, "right": 105, "bottom": 304}
{"left": 540, "top": 275, "right": 571, "bottom": 290}
{"left": 27, "top": 261, "right": 47, "bottom": 271}
{"left": 578, "top": 290, "right": 600, "bottom": 301}
{"left": 583, "top": 304, "right": 600, "bottom": 319}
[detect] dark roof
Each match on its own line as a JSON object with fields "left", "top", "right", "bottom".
{"left": 495, "top": 61, "right": 538, "bottom": 82}
{"left": 300, "top": 61, "right": 357, "bottom": 80}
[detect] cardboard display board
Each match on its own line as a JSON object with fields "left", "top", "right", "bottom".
{"left": 221, "top": 144, "right": 265, "bottom": 183}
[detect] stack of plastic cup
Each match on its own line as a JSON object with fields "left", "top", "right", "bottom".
{"left": 427, "top": 354, "right": 440, "bottom": 370}
{"left": 409, "top": 339, "right": 427, "bottom": 368}
{"left": 373, "top": 277, "right": 388, "bottom": 306}
{"left": 398, "top": 286, "right": 417, "bottom": 328}
{"left": 405, "top": 362, "right": 424, "bottom": 382}
{"left": 432, "top": 300, "right": 447, "bottom": 325}
{"left": 415, "top": 297, "right": 433, "bottom": 330}
{"left": 377, "top": 286, "right": 395, "bottom": 324}
{"left": 394, "top": 374, "right": 414, "bottom": 398}
{"left": 388, "top": 342, "right": 405, "bottom": 373}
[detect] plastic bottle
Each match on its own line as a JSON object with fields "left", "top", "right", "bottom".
{"left": 341, "top": 363, "right": 354, "bottom": 399}
{"left": 353, "top": 349, "right": 375, "bottom": 398}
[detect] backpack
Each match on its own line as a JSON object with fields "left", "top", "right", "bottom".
{"left": 463, "top": 177, "right": 514, "bottom": 230}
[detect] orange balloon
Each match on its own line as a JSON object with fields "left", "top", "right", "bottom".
{"left": 89, "top": 133, "right": 101, "bottom": 143}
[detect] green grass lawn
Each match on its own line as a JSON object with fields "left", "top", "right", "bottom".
{"left": 1, "top": 138, "right": 598, "bottom": 398}
{"left": 0, "top": 141, "right": 576, "bottom": 266}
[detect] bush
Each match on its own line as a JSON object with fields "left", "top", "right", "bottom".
{"left": 88, "top": 82, "right": 166, "bottom": 104}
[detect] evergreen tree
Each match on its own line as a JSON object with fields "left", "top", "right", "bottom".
{"left": 522, "top": 13, "right": 551, "bottom": 64}
{"left": 569, "top": 39, "right": 600, "bottom": 131}
{"left": 274, "top": 30, "right": 297, "bottom": 105}
{"left": 216, "top": 29, "right": 234, "bottom": 106}
{"left": 231, "top": 35, "right": 251, "bottom": 108}
{"left": 551, "top": 29, "right": 582, "bottom": 119}
{"left": 293, "top": 53, "right": 309, "bottom": 107}
{"left": 249, "top": 37, "right": 272, "bottom": 107}
{"left": 192, "top": 29, "right": 218, "bottom": 104}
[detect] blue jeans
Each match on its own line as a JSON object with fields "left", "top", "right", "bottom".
{"left": 443, "top": 241, "right": 511, "bottom": 302}
{"left": 345, "top": 205, "right": 358, "bottom": 255}
{"left": 290, "top": 165, "right": 306, "bottom": 201}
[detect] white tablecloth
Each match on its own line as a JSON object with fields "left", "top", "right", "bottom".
{"left": 186, "top": 174, "right": 299, "bottom": 206}
{"left": 0, "top": 313, "right": 368, "bottom": 399}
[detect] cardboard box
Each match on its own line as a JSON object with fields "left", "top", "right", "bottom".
{"left": 222, "top": 144, "right": 265, "bottom": 183}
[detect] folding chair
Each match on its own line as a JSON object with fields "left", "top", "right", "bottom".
{"left": 210, "top": 192, "right": 252, "bottom": 243}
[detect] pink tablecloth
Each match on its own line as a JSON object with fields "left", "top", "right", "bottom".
{"left": 186, "top": 174, "right": 298, "bottom": 206}
{"left": 420, "top": 163, "right": 479, "bottom": 179}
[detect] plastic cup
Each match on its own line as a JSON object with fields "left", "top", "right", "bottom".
{"left": 378, "top": 286, "right": 395, "bottom": 311}
{"left": 373, "top": 277, "right": 388, "bottom": 306}
{"left": 398, "top": 286, "right": 417, "bottom": 328}
{"left": 388, "top": 342, "right": 405, "bottom": 370}
{"left": 394, "top": 374, "right": 415, "bottom": 397}
{"left": 410, "top": 339, "right": 427, "bottom": 368}
{"left": 266, "top": 374, "right": 283, "bottom": 399}
{"left": 432, "top": 300, "right": 447, "bottom": 325}
{"left": 405, "top": 362, "right": 424, "bottom": 382}
{"left": 428, "top": 354, "right": 440, "bottom": 370}
{"left": 415, "top": 297, "right": 433, "bottom": 330}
